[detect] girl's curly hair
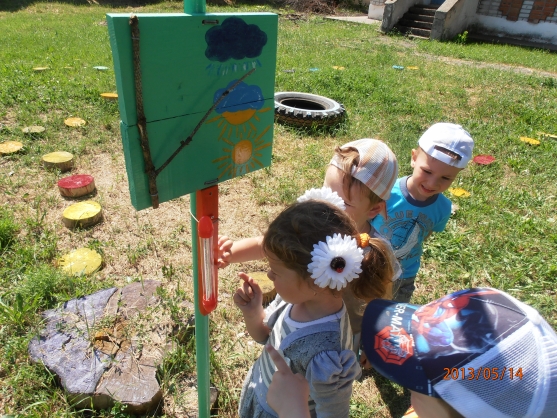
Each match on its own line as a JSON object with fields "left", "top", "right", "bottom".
{"left": 263, "top": 200, "right": 392, "bottom": 300}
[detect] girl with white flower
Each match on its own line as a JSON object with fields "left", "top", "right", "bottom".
{"left": 235, "top": 200, "right": 393, "bottom": 418}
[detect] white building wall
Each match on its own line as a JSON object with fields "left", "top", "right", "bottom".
{"left": 474, "top": 14, "right": 557, "bottom": 43}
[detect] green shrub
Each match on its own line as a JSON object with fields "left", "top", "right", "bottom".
{"left": 0, "top": 208, "right": 19, "bottom": 250}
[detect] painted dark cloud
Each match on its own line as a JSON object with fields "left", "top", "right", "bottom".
{"left": 214, "top": 80, "right": 264, "bottom": 113}
{"left": 205, "top": 17, "right": 268, "bottom": 62}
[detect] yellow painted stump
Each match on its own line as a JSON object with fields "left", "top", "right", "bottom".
{"left": 249, "top": 271, "right": 276, "bottom": 306}
{"left": 42, "top": 151, "right": 74, "bottom": 172}
{"left": 62, "top": 200, "right": 102, "bottom": 229}
{"left": 22, "top": 126, "right": 46, "bottom": 134}
{"left": 0, "top": 141, "right": 23, "bottom": 155}
{"left": 64, "top": 117, "right": 86, "bottom": 127}
{"left": 100, "top": 93, "right": 118, "bottom": 100}
{"left": 59, "top": 248, "right": 103, "bottom": 276}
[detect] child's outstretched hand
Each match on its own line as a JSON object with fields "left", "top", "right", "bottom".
{"left": 217, "top": 235, "right": 234, "bottom": 268}
{"left": 266, "top": 344, "right": 310, "bottom": 418}
{"left": 233, "top": 272, "right": 263, "bottom": 314}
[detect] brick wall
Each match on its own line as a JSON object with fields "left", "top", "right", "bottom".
{"left": 477, "top": 0, "right": 557, "bottom": 22}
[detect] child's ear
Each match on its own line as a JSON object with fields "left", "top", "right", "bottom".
{"left": 368, "top": 201, "right": 387, "bottom": 220}
{"left": 410, "top": 148, "right": 418, "bottom": 168}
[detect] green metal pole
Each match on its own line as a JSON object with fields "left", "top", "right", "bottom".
{"left": 191, "top": 192, "right": 211, "bottom": 418}
{"left": 184, "top": 0, "right": 206, "bottom": 14}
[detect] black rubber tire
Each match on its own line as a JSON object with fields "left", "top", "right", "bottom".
{"left": 274, "top": 92, "right": 346, "bottom": 128}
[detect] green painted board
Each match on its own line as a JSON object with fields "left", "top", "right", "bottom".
{"left": 106, "top": 13, "right": 278, "bottom": 210}
{"left": 121, "top": 98, "right": 274, "bottom": 210}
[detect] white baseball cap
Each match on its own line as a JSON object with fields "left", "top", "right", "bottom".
{"left": 418, "top": 123, "right": 474, "bottom": 169}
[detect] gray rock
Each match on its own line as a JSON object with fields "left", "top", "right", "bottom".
{"left": 29, "top": 288, "right": 117, "bottom": 394}
{"left": 63, "top": 287, "right": 118, "bottom": 326}
{"left": 28, "top": 280, "right": 206, "bottom": 415}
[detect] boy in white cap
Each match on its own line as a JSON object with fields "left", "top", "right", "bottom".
{"left": 372, "top": 123, "right": 474, "bottom": 303}
{"left": 266, "top": 287, "right": 557, "bottom": 418}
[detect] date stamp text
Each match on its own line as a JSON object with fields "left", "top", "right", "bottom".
{"left": 443, "top": 367, "right": 523, "bottom": 381}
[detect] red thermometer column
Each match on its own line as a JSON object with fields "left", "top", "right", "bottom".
{"left": 198, "top": 216, "right": 217, "bottom": 313}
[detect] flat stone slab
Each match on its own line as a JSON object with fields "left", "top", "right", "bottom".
{"left": 324, "top": 15, "right": 380, "bottom": 24}
{"left": 28, "top": 280, "right": 202, "bottom": 415}
{"left": 29, "top": 287, "right": 118, "bottom": 395}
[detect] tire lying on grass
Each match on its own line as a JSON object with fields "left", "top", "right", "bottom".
{"left": 274, "top": 92, "right": 346, "bottom": 128}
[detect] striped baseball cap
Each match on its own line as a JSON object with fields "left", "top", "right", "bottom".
{"left": 330, "top": 139, "right": 399, "bottom": 200}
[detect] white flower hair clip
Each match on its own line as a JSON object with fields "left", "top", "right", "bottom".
{"left": 297, "top": 187, "right": 346, "bottom": 210}
{"left": 307, "top": 233, "right": 363, "bottom": 290}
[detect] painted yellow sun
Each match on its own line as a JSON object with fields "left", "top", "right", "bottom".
{"left": 232, "top": 140, "right": 253, "bottom": 164}
{"left": 207, "top": 107, "right": 271, "bottom": 141}
{"left": 212, "top": 127, "right": 271, "bottom": 179}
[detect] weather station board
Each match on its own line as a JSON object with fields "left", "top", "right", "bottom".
{"left": 106, "top": 13, "right": 278, "bottom": 210}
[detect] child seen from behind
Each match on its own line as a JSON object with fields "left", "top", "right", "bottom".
{"left": 323, "top": 139, "right": 401, "bottom": 337}
{"left": 235, "top": 199, "right": 393, "bottom": 418}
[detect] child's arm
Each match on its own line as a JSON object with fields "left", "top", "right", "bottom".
{"left": 233, "top": 272, "right": 270, "bottom": 342}
{"left": 218, "top": 236, "right": 265, "bottom": 268}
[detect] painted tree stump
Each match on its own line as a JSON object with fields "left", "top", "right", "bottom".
{"left": 100, "top": 92, "right": 118, "bottom": 100}
{"left": 28, "top": 281, "right": 203, "bottom": 414}
{"left": 64, "top": 117, "right": 86, "bottom": 127}
{"left": 58, "top": 247, "right": 103, "bottom": 276}
{"left": 42, "top": 151, "right": 74, "bottom": 172}
{"left": 0, "top": 141, "right": 23, "bottom": 154}
{"left": 58, "top": 174, "right": 96, "bottom": 197}
{"left": 22, "top": 125, "right": 46, "bottom": 134}
{"left": 62, "top": 200, "right": 102, "bottom": 229}
{"left": 449, "top": 187, "right": 471, "bottom": 198}
{"left": 249, "top": 271, "right": 276, "bottom": 306}
{"left": 520, "top": 136, "right": 540, "bottom": 145}
{"left": 473, "top": 154, "right": 496, "bottom": 165}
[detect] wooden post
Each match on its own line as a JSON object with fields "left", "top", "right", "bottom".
{"left": 184, "top": 0, "right": 206, "bottom": 15}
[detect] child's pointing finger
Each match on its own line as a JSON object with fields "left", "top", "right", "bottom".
{"left": 238, "top": 272, "right": 251, "bottom": 282}
{"left": 266, "top": 344, "right": 290, "bottom": 373}
{"left": 238, "top": 272, "right": 262, "bottom": 294}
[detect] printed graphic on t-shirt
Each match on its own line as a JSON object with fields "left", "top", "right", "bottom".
{"left": 376, "top": 212, "right": 433, "bottom": 262}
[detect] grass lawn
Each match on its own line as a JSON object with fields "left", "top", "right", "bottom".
{"left": 1, "top": 1, "right": 556, "bottom": 416}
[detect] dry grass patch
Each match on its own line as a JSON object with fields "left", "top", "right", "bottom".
{"left": 0, "top": 109, "right": 18, "bottom": 129}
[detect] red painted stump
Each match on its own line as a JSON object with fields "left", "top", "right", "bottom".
{"left": 473, "top": 154, "right": 496, "bottom": 165}
{"left": 58, "top": 174, "right": 96, "bottom": 197}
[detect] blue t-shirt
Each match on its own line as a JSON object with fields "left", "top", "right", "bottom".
{"left": 372, "top": 176, "right": 452, "bottom": 279}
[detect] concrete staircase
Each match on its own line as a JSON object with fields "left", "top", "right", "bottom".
{"left": 395, "top": 4, "right": 440, "bottom": 39}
